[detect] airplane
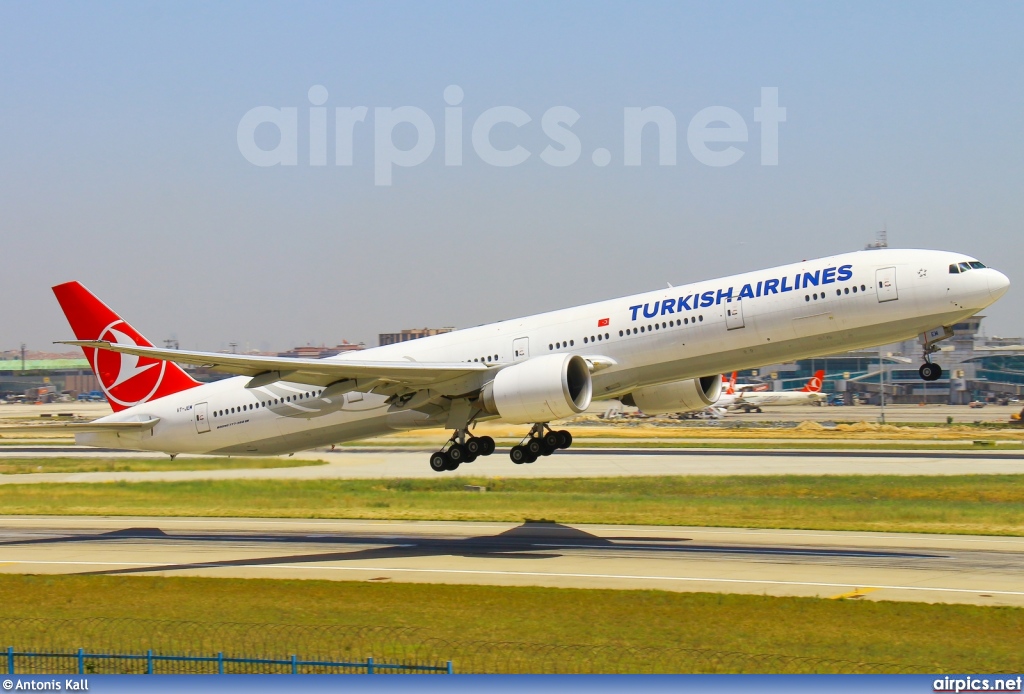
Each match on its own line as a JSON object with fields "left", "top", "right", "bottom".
{"left": 729, "top": 370, "right": 826, "bottom": 413}
{"left": 3, "top": 248, "right": 1009, "bottom": 472}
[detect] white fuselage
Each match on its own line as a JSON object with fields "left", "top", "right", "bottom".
{"left": 79, "top": 248, "right": 1009, "bottom": 455}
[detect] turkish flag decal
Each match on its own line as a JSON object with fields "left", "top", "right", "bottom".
{"left": 597, "top": 318, "right": 610, "bottom": 327}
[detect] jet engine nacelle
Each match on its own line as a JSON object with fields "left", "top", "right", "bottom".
{"left": 621, "top": 375, "right": 723, "bottom": 415}
{"left": 481, "top": 354, "right": 593, "bottom": 424}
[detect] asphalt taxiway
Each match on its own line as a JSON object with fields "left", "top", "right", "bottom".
{"left": 0, "top": 516, "right": 1020, "bottom": 607}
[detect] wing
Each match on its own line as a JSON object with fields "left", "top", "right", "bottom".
{"left": 0, "top": 419, "right": 160, "bottom": 434}
{"left": 60, "top": 340, "right": 490, "bottom": 391}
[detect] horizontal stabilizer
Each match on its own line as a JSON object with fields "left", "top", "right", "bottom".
{"left": 0, "top": 419, "right": 160, "bottom": 435}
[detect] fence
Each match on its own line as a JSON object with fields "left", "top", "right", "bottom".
{"left": 0, "top": 617, "right": 999, "bottom": 674}
{"left": 4, "top": 646, "right": 451, "bottom": 675}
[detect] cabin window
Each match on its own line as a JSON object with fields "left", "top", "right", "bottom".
{"left": 949, "top": 264, "right": 960, "bottom": 274}
{"left": 969, "top": 261, "right": 986, "bottom": 269}
{"left": 959, "top": 262, "right": 972, "bottom": 272}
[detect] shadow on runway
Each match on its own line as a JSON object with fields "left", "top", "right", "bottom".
{"left": 0, "top": 521, "right": 945, "bottom": 577}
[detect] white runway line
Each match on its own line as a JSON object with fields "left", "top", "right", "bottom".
{"left": 2, "top": 558, "right": 1022, "bottom": 597}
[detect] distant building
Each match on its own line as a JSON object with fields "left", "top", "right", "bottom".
{"left": 378, "top": 327, "right": 454, "bottom": 347}
{"left": 276, "top": 342, "right": 365, "bottom": 359}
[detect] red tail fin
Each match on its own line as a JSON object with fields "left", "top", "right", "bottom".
{"left": 724, "top": 372, "right": 737, "bottom": 395}
{"left": 52, "top": 282, "right": 200, "bottom": 412}
{"left": 801, "top": 370, "right": 825, "bottom": 392}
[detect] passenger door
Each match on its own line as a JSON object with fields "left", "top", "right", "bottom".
{"left": 876, "top": 267, "right": 898, "bottom": 302}
{"left": 513, "top": 337, "right": 529, "bottom": 362}
{"left": 193, "top": 402, "right": 210, "bottom": 434}
{"left": 725, "top": 301, "right": 745, "bottom": 330}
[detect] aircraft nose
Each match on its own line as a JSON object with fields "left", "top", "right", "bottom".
{"left": 988, "top": 269, "right": 1011, "bottom": 300}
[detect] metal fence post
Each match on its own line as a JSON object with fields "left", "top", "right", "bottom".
{"left": 147, "top": 649, "right": 153, "bottom": 675}
{"left": 218, "top": 652, "right": 224, "bottom": 675}
{"left": 7, "top": 646, "right": 13, "bottom": 675}
{"left": 77, "top": 648, "right": 84, "bottom": 675}
{"left": 367, "top": 656, "right": 374, "bottom": 674}
{"left": 291, "top": 654, "right": 297, "bottom": 674}
{"left": 447, "top": 660, "right": 453, "bottom": 674}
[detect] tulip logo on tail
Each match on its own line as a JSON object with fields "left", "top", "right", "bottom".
{"left": 52, "top": 280, "right": 201, "bottom": 413}
{"left": 92, "top": 321, "right": 168, "bottom": 408}
{"left": 801, "top": 371, "right": 825, "bottom": 392}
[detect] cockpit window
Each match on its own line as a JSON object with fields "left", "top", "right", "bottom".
{"left": 969, "top": 261, "right": 986, "bottom": 269}
{"left": 949, "top": 264, "right": 960, "bottom": 274}
{"left": 958, "top": 262, "right": 972, "bottom": 272}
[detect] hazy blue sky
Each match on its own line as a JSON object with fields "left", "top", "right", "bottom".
{"left": 2, "top": 1, "right": 1021, "bottom": 351}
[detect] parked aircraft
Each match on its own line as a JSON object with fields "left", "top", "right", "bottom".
{"left": 4, "top": 249, "right": 1009, "bottom": 472}
{"left": 730, "top": 370, "right": 826, "bottom": 413}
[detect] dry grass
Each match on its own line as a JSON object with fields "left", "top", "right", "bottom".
{"left": 0, "top": 457, "right": 326, "bottom": 475}
{"left": 0, "top": 574, "right": 1020, "bottom": 671}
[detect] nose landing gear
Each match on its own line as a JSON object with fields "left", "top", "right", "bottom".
{"left": 428, "top": 431, "right": 496, "bottom": 472}
{"left": 918, "top": 329, "right": 948, "bottom": 382}
{"left": 509, "top": 423, "right": 573, "bottom": 464}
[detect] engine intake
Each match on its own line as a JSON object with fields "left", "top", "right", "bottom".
{"left": 481, "top": 354, "right": 593, "bottom": 424}
{"left": 621, "top": 375, "right": 722, "bottom": 415}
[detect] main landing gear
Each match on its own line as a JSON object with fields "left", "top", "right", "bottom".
{"left": 428, "top": 431, "right": 496, "bottom": 473}
{"left": 509, "top": 423, "right": 573, "bottom": 465}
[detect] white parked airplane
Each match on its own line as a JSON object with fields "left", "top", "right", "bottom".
{"left": 6, "top": 248, "right": 1009, "bottom": 472}
{"left": 730, "top": 370, "right": 826, "bottom": 413}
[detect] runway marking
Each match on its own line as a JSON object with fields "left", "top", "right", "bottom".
{"left": 2, "top": 518, "right": 1022, "bottom": 546}
{"left": 829, "top": 587, "right": 880, "bottom": 600}
{"left": 1, "top": 559, "right": 1022, "bottom": 597}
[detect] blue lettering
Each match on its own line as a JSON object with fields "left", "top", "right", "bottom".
{"left": 802, "top": 270, "right": 820, "bottom": 287}
{"left": 822, "top": 267, "right": 837, "bottom": 284}
{"left": 837, "top": 264, "right": 853, "bottom": 282}
{"left": 764, "top": 278, "right": 780, "bottom": 294}
{"left": 738, "top": 283, "right": 755, "bottom": 300}
{"left": 716, "top": 287, "right": 733, "bottom": 304}
{"left": 780, "top": 276, "right": 793, "bottom": 292}
{"left": 678, "top": 295, "right": 692, "bottom": 311}
{"left": 643, "top": 301, "right": 660, "bottom": 318}
{"left": 629, "top": 304, "right": 642, "bottom": 321}
{"left": 700, "top": 291, "right": 715, "bottom": 308}
{"left": 661, "top": 298, "right": 676, "bottom": 315}
{"left": 756, "top": 281, "right": 763, "bottom": 297}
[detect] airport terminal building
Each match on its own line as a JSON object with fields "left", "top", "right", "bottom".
{"left": 744, "top": 316, "right": 1024, "bottom": 404}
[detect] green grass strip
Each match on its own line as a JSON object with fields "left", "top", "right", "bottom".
{"left": 1, "top": 474, "right": 1023, "bottom": 535}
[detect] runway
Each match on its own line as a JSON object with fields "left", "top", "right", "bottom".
{"left": 1, "top": 447, "right": 1024, "bottom": 484}
{"left": 0, "top": 516, "right": 1021, "bottom": 607}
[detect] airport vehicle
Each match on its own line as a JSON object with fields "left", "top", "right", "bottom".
{"left": 3, "top": 248, "right": 1009, "bottom": 471}
{"left": 730, "top": 370, "right": 826, "bottom": 413}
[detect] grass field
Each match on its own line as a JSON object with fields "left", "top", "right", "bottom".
{"left": 1, "top": 475, "right": 1023, "bottom": 535}
{"left": 0, "top": 457, "right": 326, "bottom": 474}
{"left": 0, "top": 574, "right": 1020, "bottom": 672}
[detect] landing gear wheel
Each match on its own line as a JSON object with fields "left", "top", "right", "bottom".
{"left": 478, "top": 436, "right": 496, "bottom": 456}
{"left": 920, "top": 363, "right": 943, "bottom": 382}
{"left": 429, "top": 452, "right": 448, "bottom": 472}
{"left": 510, "top": 445, "right": 527, "bottom": 464}
{"left": 448, "top": 444, "right": 468, "bottom": 464}
{"left": 465, "top": 438, "right": 482, "bottom": 456}
{"left": 556, "top": 430, "right": 572, "bottom": 449}
{"left": 540, "top": 442, "right": 556, "bottom": 456}
{"left": 543, "top": 431, "right": 561, "bottom": 449}
{"left": 525, "top": 438, "right": 543, "bottom": 457}
{"left": 524, "top": 451, "right": 538, "bottom": 464}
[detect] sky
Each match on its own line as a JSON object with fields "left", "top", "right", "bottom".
{"left": 1, "top": 1, "right": 1022, "bottom": 352}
